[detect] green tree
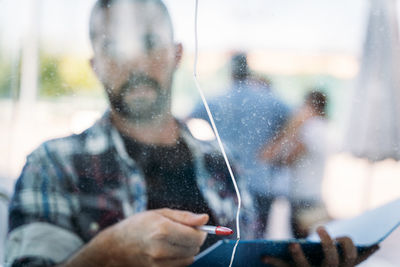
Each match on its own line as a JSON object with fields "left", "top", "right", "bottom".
{"left": 39, "top": 54, "right": 72, "bottom": 97}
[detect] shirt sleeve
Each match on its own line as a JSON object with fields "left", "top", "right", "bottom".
{"left": 5, "top": 143, "right": 83, "bottom": 267}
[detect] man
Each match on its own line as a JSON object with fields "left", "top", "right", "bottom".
{"left": 6, "top": 0, "right": 376, "bottom": 266}
{"left": 190, "top": 53, "right": 290, "bottom": 238}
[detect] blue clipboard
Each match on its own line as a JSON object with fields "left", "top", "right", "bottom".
{"left": 192, "top": 198, "right": 400, "bottom": 267}
{"left": 191, "top": 239, "right": 371, "bottom": 267}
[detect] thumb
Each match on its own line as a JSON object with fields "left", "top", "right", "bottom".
{"left": 156, "top": 208, "right": 209, "bottom": 227}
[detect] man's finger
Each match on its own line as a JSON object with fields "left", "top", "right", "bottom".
{"left": 167, "top": 222, "right": 207, "bottom": 247}
{"left": 156, "top": 208, "right": 209, "bottom": 226}
{"left": 336, "top": 237, "right": 357, "bottom": 267}
{"left": 153, "top": 256, "right": 195, "bottom": 267}
{"left": 261, "top": 256, "right": 290, "bottom": 267}
{"left": 355, "top": 245, "right": 380, "bottom": 265}
{"left": 289, "top": 243, "right": 311, "bottom": 267}
{"left": 317, "top": 227, "right": 339, "bottom": 266}
{"left": 148, "top": 241, "right": 200, "bottom": 259}
{"left": 158, "top": 218, "right": 207, "bottom": 247}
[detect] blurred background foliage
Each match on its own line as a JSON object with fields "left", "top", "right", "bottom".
{"left": 0, "top": 52, "right": 103, "bottom": 99}
{"left": 0, "top": 56, "right": 15, "bottom": 98}
{"left": 39, "top": 53, "right": 101, "bottom": 97}
{"left": 0, "top": 50, "right": 347, "bottom": 119}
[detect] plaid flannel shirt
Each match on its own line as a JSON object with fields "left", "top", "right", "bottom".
{"left": 5, "top": 112, "right": 256, "bottom": 267}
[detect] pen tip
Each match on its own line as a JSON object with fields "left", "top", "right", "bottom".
{"left": 216, "top": 226, "right": 234, "bottom": 236}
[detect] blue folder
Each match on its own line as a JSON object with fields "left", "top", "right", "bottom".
{"left": 192, "top": 198, "right": 400, "bottom": 267}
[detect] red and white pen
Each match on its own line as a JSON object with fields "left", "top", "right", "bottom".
{"left": 197, "top": 225, "right": 234, "bottom": 236}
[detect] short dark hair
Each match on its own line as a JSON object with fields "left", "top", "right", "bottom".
{"left": 231, "top": 52, "right": 249, "bottom": 81}
{"left": 89, "top": 0, "right": 173, "bottom": 48}
{"left": 305, "top": 90, "right": 327, "bottom": 116}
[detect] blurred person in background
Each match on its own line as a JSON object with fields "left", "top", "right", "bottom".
{"left": 259, "top": 90, "right": 331, "bottom": 238}
{"left": 189, "top": 52, "right": 290, "bottom": 238}
{"left": 5, "top": 0, "right": 377, "bottom": 266}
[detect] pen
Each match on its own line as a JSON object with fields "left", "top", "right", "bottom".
{"left": 197, "top": 225, "right": 234, "bottom": 236}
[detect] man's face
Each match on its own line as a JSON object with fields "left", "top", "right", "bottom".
{"left": 91, "top": 0, "right": 181, "bottom": 123}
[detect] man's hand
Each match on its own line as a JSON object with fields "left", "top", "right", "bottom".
{"left": 63, "top": 209, "right": 208, "bottom": 267}
{"left": 262, "top": 227, "right": 379, "bottom": 267}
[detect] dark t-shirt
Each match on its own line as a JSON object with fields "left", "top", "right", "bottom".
{"left": 121, "top": 134, "right": 219, "bottom": 249}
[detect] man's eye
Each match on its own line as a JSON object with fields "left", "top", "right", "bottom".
{"left": 103, "top": 39, "right": 113, "bottom": 52}
{"left": 144, "top": 34, "right": 157, "bottom": 51}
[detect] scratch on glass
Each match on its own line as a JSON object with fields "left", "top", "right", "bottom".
{"left": 193, "top": 1, "right": 241, "bottom": 266}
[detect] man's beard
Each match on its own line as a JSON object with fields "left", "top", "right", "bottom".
{"left": 106, "top": 73, "right": 170, "bottom": 123}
